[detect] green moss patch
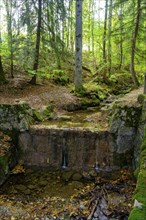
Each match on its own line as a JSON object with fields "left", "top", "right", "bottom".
{"left": 129, "top": 129, "right": 146, "bottom": 219}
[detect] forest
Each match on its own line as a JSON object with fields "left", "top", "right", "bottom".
{"left": 0, "top": 0, "right": 145, "bottom": 89}
{"left": 0, "top": 0, "right": 146, "bottom": 219}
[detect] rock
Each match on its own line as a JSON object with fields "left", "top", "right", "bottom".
{"left": 57, "top": 115, "right": 72, "bottom": 121}
{"left": 72, "top": 172, "right": 82, "bottom": 181}
{"left": 71, "top": 181, "right": 83, "bottom": 188}
{"left": 61, "top": 171, "right": 73, "bottom": 181}
{"left": 15, "top": 184, "right": 27, "bottom": 191}
{"left": 110, "top": 104, "right": 142, "bottom": 168}
{"left": 0, "top": 103, "right": 34, "bottom": 132}
{"left": 94, "top": 211, "right": 98, "bottom": 218}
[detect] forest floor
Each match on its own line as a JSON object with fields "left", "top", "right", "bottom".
{"left": 0, "top": 74, "right": 143, "bottom": 219}
{"left": 0, "top": 74, "right": 143, "bottom": 111}
{"left": 0, "top": 74, "right": 143, "bottom": 132}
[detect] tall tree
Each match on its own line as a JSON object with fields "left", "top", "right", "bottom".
{"left": 30, "top": 0, "right": 42, "bottom": 85}
{"left": 118, "top": 0, "right": 124, "bottom": 69}
{"left": 107, "top": 0, "right": 113, "bottom": 75}
{"left": 75, "top": 0, "right": 82, "bottom": 90}
{"left": 130, "top": 0, "right": 141, "bottom": 86}
{"left": 4, "top": 0, "right": 14, "bottom": 78}
{"left": 0, "top": 1, "right": 6, "bottom": 83}
{"left": 103, "top": 0, "right": 108, "bottom": 63}
{"left": 0, "top": 35, "right": 5, "bottom": 83}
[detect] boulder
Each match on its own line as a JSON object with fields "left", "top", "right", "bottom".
{"left": 110, "top": 103, "right": 142, "bottom": 168}
{"left": 0, "top": 103, "right": 34, "bottom": 132}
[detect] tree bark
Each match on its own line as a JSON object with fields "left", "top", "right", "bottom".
{"left": 103, "top": 0, "right": 108, "bottom": 63}
{"left": 130, "top": 0, "right": 141, "bottom": 87}
{"left": 5, "top": 0, "right": 14, "bottom": 78}
{"left": 107, "top": 0, "right": 113, "bottom": 75}
{"left": 0, "top": 4, "right": 6, "bottom": 83}
{"left": 30, "top": 0, "right": 42, "bottom": 85}
{"left": 119, "top": 2, "right": 123, "bottom": 69}
{"left": 75, "top": 0, "right": 82, "bottom": 90}
{"left": 0, "top": 56, "right": 5, "bottom": 83}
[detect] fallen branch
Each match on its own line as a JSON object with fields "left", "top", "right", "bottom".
{"left": 87, "top": 199, "right": 99, "bottom": 220}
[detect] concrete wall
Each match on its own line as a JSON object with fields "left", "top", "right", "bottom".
{"left": 19, "top": 126, "right": 113, "bottom": 170}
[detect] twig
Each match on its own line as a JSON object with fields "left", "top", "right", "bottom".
{"left": 87, "top": 199, "right": 99, "bottom": 220}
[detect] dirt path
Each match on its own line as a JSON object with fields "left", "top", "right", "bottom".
{"left": 117, "top": 86, "right": 143, "bottom": 106}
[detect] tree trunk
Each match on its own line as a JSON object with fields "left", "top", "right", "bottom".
{"left": 75, "top": 0, "right": 82, "bottom": 90}
{"left": 0, "top": 56, "right": 6, "bottom": 83}
{"left": 107, "top": 0, "right": 113, "bottom": 76}
{"left": 0, "top": 5, "right": 6, "bottom": 83}
{"left": 91, "top": 0, "right": 95, "bottom": 56}
{"left": 119, "top": 2, "right": 123, "bottom": 69}
{"left": 30, "top": 0, "right": 42, "bottom": 85}
{"left": 5, "top": 0, "right": 14, "bottom": 78}
{"left": 103, "top": 0, "right": 108, "bottom": 63}
{"left": 130, "top": 0, "right": 141, "bottom": 87}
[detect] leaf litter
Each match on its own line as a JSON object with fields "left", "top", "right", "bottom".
{"left": 0, "top": 168, "right": 135, "bottom": 219}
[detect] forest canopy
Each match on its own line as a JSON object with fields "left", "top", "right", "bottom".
{"left": 0, "top": 0, "right": 146, "bottom": 87}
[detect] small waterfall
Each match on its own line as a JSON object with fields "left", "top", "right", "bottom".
{"left": 62, "top": 139, "right": 68, "bottom": 169}
{"left": 95, "top": 140, "right": 100, "bottom": 172}
{"left": 62, "top": 152, "right": 67, "bottom": 169}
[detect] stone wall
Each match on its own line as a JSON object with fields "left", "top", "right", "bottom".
{"left": 18, "top": 101, "right": 144, "bottom": 171}
{"left": 19, "top": 126, "right": 113, "bottom": 170}
{"left": 0, "top": 103, "right": 34, "bottom": 185}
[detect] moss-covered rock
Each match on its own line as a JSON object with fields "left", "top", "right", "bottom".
{"left": 110, "top": 103, "right": 142, "bottom": 168}
{"left": 0, "top": 103, "right": 34, "bottom": 132}
{"left": 137, "top": 94, "right": 146, "bottom": 104}
{"left": 129, "top": 129, "right": 146, "bottom": 220}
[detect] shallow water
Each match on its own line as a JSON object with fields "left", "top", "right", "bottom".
{"left": 0, "top": 167, "right": 135, "bottom": 220}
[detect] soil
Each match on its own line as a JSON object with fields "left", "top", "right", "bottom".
{"left": 0, "top": 75, "right": 80, "bottom": 112}
{"left": 0, "top": 74, "right": 143, "bottom": 112}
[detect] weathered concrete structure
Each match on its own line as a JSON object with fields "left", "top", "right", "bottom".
{"left": 19, "top": 126, "right": 112, "bottom": 170}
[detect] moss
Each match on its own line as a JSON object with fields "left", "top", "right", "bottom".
{"left": 137, "top": 94, "right": 146, "bottom": 104}
{"left": 79, "top": 97, "right": 100, "bottom": 109}
{"left": 51, "top": 69, "right": 69, "bottom": 85}
{"left": 129, "top": 208, "right": 146, "bottom": 220}
{"left": 129, "top": 128, "right": 146, "bottom": 219}
{"left": 32, "top": 109, "right": 44, "bottom": 121}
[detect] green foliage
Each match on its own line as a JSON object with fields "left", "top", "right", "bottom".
{"left": 0, "top": 0, "right": 145, "bottom": 87}
{"left": 50, "top": 70, "right": 69, "bottom": 85}
{"left": 72, "top": 81, "right": 110, "bottom": 109}
{"left": 108, "top": 71, "right": 134, "bottom": 94}
{"left": 26, "top": 67, "right": 69, "bottom": 85}
{"left": 32, "top": 104, "right": 56, "bottom": 122}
